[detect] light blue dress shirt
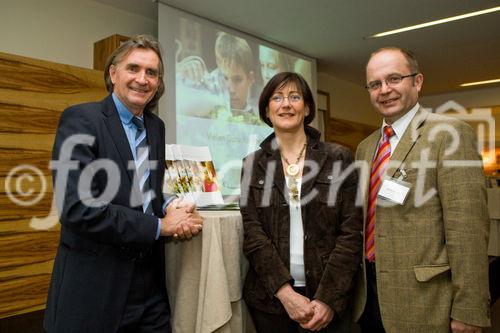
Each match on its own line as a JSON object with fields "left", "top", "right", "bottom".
{"left": 112, "top": 93, "right": 164, "bottom": 240}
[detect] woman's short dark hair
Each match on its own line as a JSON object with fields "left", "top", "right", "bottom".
{"left": 258, "top": 72, "right": 315, "bottom": 127}
{"left": 104, "top": 34, "right": 164, "bottom": 113}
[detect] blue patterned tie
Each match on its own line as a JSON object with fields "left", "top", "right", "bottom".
{"left": 131, "top": 117, "right": 154, "bottom": 215}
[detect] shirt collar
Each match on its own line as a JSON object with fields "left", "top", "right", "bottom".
{"left": 382, "top": 102, "right": 420, "bottom": 139}
{"left": 112, "top": 93, "right": 143, "bottom": 125}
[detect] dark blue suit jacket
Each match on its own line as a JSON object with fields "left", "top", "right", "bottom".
{"left": 44, "top": 95, "right": 168, "bottom": 332}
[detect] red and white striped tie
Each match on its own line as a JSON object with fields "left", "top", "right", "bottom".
{"left": 365, "top": 125, "right": 394, "bottom": 262}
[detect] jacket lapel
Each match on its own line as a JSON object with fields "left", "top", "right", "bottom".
{"left": 102, "top": 95, "right": 134, "bottom": 184}
{"left": 360, "top": 131, "right": 381, "bottom": 208}
{"left": 386, "top": 107, "right": 428, "bottom": 178}
{"left": 144, "top": 112, "right": 159, "bottom": 190}
{"left": 301, "top": 145, "right": 327, "bottom": 202}
{"left": 258, "top": 137, "right": 286, "bottom": 199}
{"left": 257, "top": 126, "right": 325, "bottom": 204}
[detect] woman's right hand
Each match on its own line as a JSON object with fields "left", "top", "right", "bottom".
{"left": 275, "top": 283, "right": 314, "bottom": 323}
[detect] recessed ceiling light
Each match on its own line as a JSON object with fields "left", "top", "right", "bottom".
{"left": 460, "top": 78, "right": 500, "bottom": 87}
{"left": 368, "top": 6, "right": 500, "bottom": 38}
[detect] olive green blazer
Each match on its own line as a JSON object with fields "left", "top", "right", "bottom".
{"left": 353, "top": 107, "right": 491, "bottom": 332}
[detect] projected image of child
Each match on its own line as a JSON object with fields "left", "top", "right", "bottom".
{"left": 294, "top": 58, "right": 313, "bottom": 86}
{"left": 214, "top": 32, "right": 258, "bottom": 122}
{"left": 176, "top": 32, "right": 260, "bottom": 125}
{"left": 177, "top": 17, "right": 203, "bottom": 60}
{"left": 259, "top": 45, "right": 293, "bottom": 85}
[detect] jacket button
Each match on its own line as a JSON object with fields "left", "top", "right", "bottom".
{"left": 304, "top": 234, "right": 308, "bottom": 240}
{"left": 327, "top": 175, "right": 333, "bottom": 180}
{"left": 258, "top": 179, "right": 264, "bottom": 185}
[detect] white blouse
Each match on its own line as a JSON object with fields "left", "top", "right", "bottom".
{"left": 286, "top": 177, "right": 305, "bottom": 287}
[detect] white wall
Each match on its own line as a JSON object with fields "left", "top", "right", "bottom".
{"left": 0, "top": 0, "right": 157, "bottom": 69}
{"left": 318, "top": 72, "right": 500, "bottom": 129}
{"left": 317, "top": 72, "right": 380, "bottom": 126}
{"left": 420, "top": 86, "right": 500, "bottom": 109}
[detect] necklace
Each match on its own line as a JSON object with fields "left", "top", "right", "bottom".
{"left": 281, "top": 142, "right": 306, "bottom": 204}
{"left": 282, "top": 143, "right": 307, "bottom": 177}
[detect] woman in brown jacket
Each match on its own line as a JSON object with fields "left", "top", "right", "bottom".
{"left": 240, "top": 72, "right": 363, "bottom": 332}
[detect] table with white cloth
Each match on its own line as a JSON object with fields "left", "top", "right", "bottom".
{"left": 165, "top": 210, "right": 256, "bottom": 333}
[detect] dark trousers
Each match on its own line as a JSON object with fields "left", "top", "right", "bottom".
{"left": 359, "top": 261, "right": 386, "bottom": 333}
{"left": 118, "top": 256, "right": 171, "bottom": 333}
{"left": 490, "top": 257, "right": 500, "bottom": 305}
{"left": 249, "top": 287, "right": 351, "bottom": 333}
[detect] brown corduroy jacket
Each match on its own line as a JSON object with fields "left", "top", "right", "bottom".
{"left": 240, "top": 126, "right": 363, "bottom": 315}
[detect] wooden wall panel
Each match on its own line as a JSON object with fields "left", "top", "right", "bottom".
{"left": 325, "top": 116, "right": 378, "bottom": 153}
{"left": 0, "top": 51, "right": 107, "bottom": 318}
{"left": 93, "top": 34, "right": 129, "bottom": 70}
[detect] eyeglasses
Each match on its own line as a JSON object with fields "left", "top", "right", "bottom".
{"left": 365, "top": 73, "right": 418, "bottom": 92}
{"left": 269, "top": 93, "right": 303, "bottom": 104}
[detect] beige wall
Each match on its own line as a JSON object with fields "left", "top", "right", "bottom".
{"left": 317, "top": 72, "right": 380, "bottom": 127}
{"left": 0, "top": 0, "right": 157, "bottom": 69}
{"left": 420, "top": 86, "right": 500, "bottom": 109}
{"left": 318, "top": 71, "right": 500, "bottom": 131}
{"left": 420, "top": 87, "right": 500, "bottom": 150}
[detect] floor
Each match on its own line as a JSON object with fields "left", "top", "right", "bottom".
{"left": 0, "top": 302, "right": 499, "bottom": 332}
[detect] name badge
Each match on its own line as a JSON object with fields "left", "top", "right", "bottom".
{"left": 378, "top": 178, "right": 411, "bottom": 205}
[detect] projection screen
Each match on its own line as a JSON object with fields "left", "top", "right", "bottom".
{"left": 158, "top": 3, "right": 317, "bottom": 196}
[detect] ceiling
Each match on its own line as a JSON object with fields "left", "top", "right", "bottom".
{"left": 94, "top": 0, "right": 500, "bottom": 96}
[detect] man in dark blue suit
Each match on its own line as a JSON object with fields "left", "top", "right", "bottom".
{"left": 44, "top": 35, "right": 203, "bottom": 333}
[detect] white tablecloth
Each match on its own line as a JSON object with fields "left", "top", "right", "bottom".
{"left": 165, "top": 210, "right": 256, "bottom": 333}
